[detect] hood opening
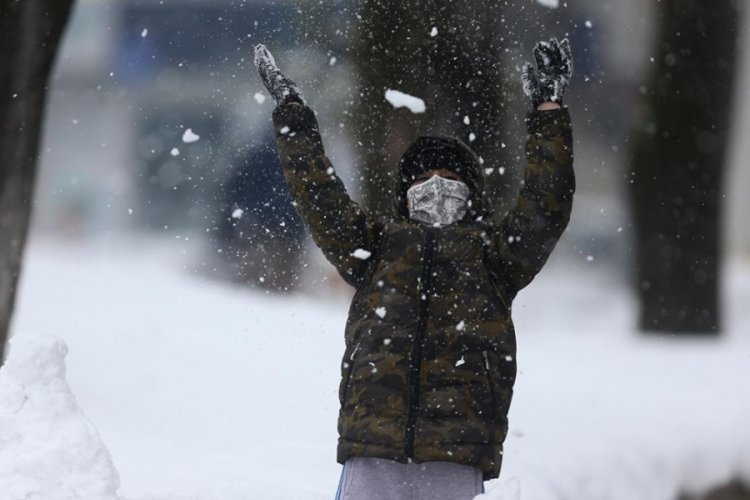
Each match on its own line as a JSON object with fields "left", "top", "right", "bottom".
{"left": 393, "top": 134, "right": 485, "bottom": 220}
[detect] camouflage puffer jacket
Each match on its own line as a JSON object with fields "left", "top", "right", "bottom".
{"left": 272, "top": 102, "right": 574, "bottom": 480}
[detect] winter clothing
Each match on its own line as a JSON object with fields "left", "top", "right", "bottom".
{"left": 254, "top": 44, "right": 306, "bottom": 106}
{"left": 406, "top": 175, "right": 470, "bottom": 227}
{"left": 271, "top": 101, "right": 574, "bottom": 480}
{"left": 522, "top": 38, "right": 573, "bottom": 108}
{"left": 395, "top": 135, "right": 483, "bottom": 219}
{"left": 335, "top": 457, "right": 483, "bottom": 500}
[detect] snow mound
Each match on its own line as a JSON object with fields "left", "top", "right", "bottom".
{"left": 385, "top": 89, "right": 426, "bottom": 113}
{"left": 0, "top": 333, "right": 120, "bottom": 500}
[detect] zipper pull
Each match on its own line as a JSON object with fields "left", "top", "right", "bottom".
{"left": 482, "top": 350, "right": 490, "bottom": 371}
{"left": 350, "top": 342, "right": 361, "bottom": 361}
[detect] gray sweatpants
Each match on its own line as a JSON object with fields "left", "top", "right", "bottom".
{"left": 335, "top": 457, "right": 484, "bottom": 500}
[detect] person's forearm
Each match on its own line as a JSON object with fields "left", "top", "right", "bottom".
{"left": 537, "top": 101, "right": 561, "bottom": 111}
{"left": 496, "top": 107, "right": 574, "bottom": 292}
{"left": 272, "top": 102, "right": 376, "bottom": 287}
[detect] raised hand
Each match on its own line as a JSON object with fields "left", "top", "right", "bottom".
{"left": 521, "top": 37, "right": 572, "bottom": 108}
{"left": 254, "top": 44, "right": 306, "bottom": 106}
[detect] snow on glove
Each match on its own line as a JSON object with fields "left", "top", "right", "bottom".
{"left": 254, "top": 44, "right": 306, "bottom": 106}
{"left": 521, "top": 37, "right": 572, "bottom": 108}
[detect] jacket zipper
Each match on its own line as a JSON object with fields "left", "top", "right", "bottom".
{"left": 405, "top": 227, "right": 436, "bottom": 459}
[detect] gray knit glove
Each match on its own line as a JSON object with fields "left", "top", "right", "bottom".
{"left": 254, "top": 44, "right": 306, "bottom": 106}
{"left": 521, "top": 37, "right": 573, "bottom": 108}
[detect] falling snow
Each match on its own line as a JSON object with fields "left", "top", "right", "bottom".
{"left": 11, "top": 3, "right": 750, "bottom": 499}
{"left": 351, "top": 248, "right": 372, "bottom": 260}
{"left": 182, "top": 128, "right": 200, "bottom": 143}
{"left": 384, "top": 89, "right": 426, "bottom": 114}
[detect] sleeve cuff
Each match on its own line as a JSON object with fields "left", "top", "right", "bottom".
{"left": 525, "top": 107, "right": 572, "bottom": 136}
{"left": 271, "top": 102, "right": 324, "bottom": 155}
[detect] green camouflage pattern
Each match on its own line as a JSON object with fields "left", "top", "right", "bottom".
{"left": 272, "top": 102, "right": 574, "bottom": 479}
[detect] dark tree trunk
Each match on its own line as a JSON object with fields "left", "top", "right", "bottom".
{"left": 628, "top": 0, "right": 738, "bottom": 334}
{"left": 350, "top": 0, "right": 513, "bottom": 219}
{"left": 0, "top": 0, "right": 75, "bottom": 361}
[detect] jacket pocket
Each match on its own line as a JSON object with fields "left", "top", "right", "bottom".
{"left": 481, "top": 350, "right": 499, "bottom": 421}
{"left": 339, "top": 341, "right": 361, "bottom": 405}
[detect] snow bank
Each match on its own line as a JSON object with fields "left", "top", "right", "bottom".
{"left": 385, "top": 89, "right": 426, "bottom": 113}
{"left": 0, "top": 333, "right": 120, "bottom": 500}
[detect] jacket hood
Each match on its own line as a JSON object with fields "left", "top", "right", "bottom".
{"left": 393, "top": 134, "right": 485, "bottom": 220}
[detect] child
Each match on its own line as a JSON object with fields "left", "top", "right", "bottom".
{"left": 255, "top": 38, "right": 574, "bottom": 500}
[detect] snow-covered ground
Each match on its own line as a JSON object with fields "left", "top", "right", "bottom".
{"left": 5, "top": 238, "right": 750, "bottom": 500}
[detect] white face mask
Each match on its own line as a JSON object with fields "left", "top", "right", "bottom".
{"left": 406, "top": 175, "right": 470, "bottom": 226}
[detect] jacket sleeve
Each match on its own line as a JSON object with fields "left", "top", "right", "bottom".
{"left": 272, "top": 102, "right": 377, "bottom": 287}
{"left": 494, "top": 107, "right": 575, "bottom": 298}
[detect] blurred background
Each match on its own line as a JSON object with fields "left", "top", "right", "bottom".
{"left": 2, "top": 0, "right": 750, "bottom": 498}
{"left": 17, "top": 0, "right": 750, "bottom": 297}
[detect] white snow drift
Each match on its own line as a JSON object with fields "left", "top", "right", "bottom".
{"left": 0, "top": 333, "right": 120, "bottom": 500}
